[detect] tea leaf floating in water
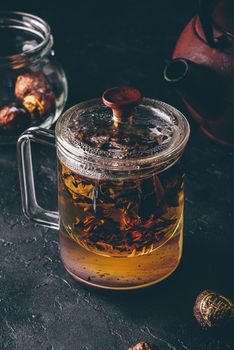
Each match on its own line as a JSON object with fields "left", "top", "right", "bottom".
{"left": 58, "top": 161, "right": 183, "bottom": 257}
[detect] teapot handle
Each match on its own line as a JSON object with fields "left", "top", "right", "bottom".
{"left": 17, "top": 127, "right": 59, "bottom": 230}
{"left": 199, "top": 0, "right": 219, "bottom": 47}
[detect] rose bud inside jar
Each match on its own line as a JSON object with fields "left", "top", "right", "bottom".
{"left": 15, "top": 72, "right": 55, "bottom": 118}
{"left": 0, "top": 104, "right": 31, "bottom": 133}
{"left": 15, "top": 72, "right": 51, "bottom": 99}
{"left": 23, "top": 90, "right": 55, "bottom": 118}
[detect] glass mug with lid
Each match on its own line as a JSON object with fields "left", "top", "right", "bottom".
{"left": 18, "top": 87, "right": 190, "bottom": 290}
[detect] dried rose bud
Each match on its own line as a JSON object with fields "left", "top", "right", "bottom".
{"left": 128, "top": 342, "right": 153, "bottom": 350}
{"left": 15, "top": 72, "right": 55, "bottom": 119}
{"left": 194, "top": 290, "right": 234, "bottom": 329}
{"left": 23, "top": 90, "right": 55, "bottom": 118}
{"left": 15, "top": 72, "right": 51, "bottom": 100}
{"left": 0, "top": 104, "right": 31, "bottom": 132}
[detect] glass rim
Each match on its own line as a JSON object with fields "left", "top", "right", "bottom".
{"left": 56, "top": 98, "right": 190, "bottom": 173}
{"left": 0, "top": 11, "right": 53, "bottom": 68}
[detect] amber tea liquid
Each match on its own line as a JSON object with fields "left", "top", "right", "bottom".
{"left": 58, "top": 158, "right": 184, "bottom": 289}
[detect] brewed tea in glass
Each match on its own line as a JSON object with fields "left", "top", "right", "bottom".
{"left": 18, "top": 87, "right": 190, "bottom": 290}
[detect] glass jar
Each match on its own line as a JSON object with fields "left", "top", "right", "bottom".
{"left": 0, "top": 11, "right": 67, "bottom": 144}
{"left": 17, "top": 87, "right": 190, "bottom": 290}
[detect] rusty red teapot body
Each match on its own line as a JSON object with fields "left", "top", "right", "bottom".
{"left": 164, "top": 0, "right": 234, "bottom": 146}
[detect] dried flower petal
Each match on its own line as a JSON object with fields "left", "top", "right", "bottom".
{"left": 15, "top": 72, "right": 55, "bottom": 118}
{"left": 128, "top": 342, "right": 153, "bottom": 350}
{"left": 15, "top": 72, "right": 51, "bottom": 99}
{"left": 0, "top": 104, "right": 31, "bottom": 132}
{"left": 64, "top": 174, "right": 94, "bottom": 201}
{"left": 194, "top": 290, "right": 234, "bottom": 328}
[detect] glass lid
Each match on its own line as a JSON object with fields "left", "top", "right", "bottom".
{"left": 56, "top": 87, "right": 189, "bottom": 166}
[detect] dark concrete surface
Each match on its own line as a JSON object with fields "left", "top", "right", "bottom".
{"left": 0, "top": 1, "right": 234, "bottom": 349}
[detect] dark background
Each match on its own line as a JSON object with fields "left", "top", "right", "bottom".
{"left": 1, "top": 1, "right": 234, "bottom": 349}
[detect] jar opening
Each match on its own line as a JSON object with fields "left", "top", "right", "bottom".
{"left": 0, "top": 11, "right": 53, "bottom": 69}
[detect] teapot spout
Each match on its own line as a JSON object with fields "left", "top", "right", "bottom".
{"left": 164, "top": 58, "right": 226, "bottom": 120}
{"left": 164, "top": 58, "right": 190, "bottom": 84}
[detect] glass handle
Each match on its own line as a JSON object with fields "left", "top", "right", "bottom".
{"left": 17, "top": 127, "right": 59, "bottom": 230}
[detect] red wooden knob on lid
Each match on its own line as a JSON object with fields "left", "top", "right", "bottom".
{"left": 102, "top": 86, "right": 142, "bottom": 124}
